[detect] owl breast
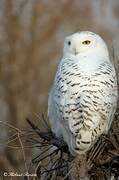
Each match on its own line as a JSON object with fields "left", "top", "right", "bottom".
{"left": 48, "top": 57, "right": 117, "bottom": 155}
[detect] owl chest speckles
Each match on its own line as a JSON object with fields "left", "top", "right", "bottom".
{"left": 54, "top": 58, "right": 112, "bottom": 102}
{"left": 54, "top": 59, "right": 83, "bottom": 106}
{"left": 53, "top": 58, "right": 117, "bottom": 128}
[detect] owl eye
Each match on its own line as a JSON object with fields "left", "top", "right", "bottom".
{"left": 68, "top": 41, "right": 71, "bottom": 45}
{"left": 82, "top": 40, "right": 91, "bottom": 45}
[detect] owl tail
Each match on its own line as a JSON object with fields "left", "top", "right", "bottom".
{"left": 75, "top": 128, "right": 93, "bottom": 154}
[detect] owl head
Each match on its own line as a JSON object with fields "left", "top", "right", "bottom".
{"left": 63, "top": 31, "right": 109, "bottom": 58}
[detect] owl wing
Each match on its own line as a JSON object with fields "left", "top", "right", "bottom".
{"left": 64, "top": 61, "right": 118, "bottom": 154}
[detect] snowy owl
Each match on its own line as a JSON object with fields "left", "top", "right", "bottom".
{"left": 48, "top": 31, "right": 118, "bottom": 156}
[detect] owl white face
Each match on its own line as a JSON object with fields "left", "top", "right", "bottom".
{"left": 63, "top": 31, "right": 109, "bottom": 57}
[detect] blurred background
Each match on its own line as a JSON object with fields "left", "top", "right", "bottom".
{"left": 0, "top": 0, "right": 119, "bottom": 178}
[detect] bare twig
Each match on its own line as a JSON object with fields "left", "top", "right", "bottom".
{"left": 0, "top": 120, "right": 21, "bottom": 132}
{"left": 26, "top": 118, "right": 69, "bottom": 153}
{"left": 18, "top": 132, "right": 29, "bottom": 180}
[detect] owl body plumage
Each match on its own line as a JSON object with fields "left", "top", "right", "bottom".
{"left": 48, "top": 31, "right": 118, "bottom": 155}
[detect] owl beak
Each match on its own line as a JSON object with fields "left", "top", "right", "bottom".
{"left": 74, "top": 48, "right": 79, "bottom": 55}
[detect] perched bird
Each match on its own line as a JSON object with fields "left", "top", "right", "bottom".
{"left": 48, "top": 31, "right": 118, "bottom": 156}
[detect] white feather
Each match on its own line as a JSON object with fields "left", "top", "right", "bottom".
{"left": 48, "top": 31, "right": 118, "bottom": 155}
